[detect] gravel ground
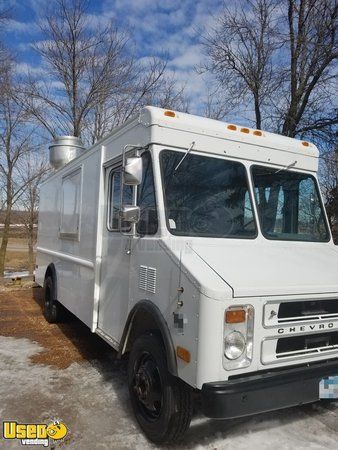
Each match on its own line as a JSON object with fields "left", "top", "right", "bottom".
{"left": 1, "top": 288, "right": 338, "bottom": 449}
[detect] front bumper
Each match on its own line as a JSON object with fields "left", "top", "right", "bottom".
{"left": 201, "top": 359, "right": 338, "bottom": 419}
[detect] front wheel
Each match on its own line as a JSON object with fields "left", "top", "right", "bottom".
{"left": 43, "top": 276, "right": 63, "bottom": 323}
{"left": 128, "top": 334, "right": 193, "bottom": 444}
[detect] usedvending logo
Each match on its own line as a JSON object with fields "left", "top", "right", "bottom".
{"left": 2, "top": 420, "right": 68, "bottom": 447}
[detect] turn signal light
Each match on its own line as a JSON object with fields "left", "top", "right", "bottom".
{"left": 164, "top": 110, "right": 176, "bottom": 117}
{"left": 225, "top": 309, "right": 246, "bottom": 324}
{"left": 176, "top": 346, "right": 191, "bottom": 363}
{"left": 227, "top": 124, "right": 237, "bottom": 131}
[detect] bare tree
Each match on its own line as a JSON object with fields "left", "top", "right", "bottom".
{"left": 319, "top": 148, "right": 338, "bottom": 242}
{"left": 24, "top": 0, "right": 186, "bottom": 143}
{"left": 0, "top": 6, "right": 12, "bottom": 102}
{"left": 201, "top": 0, "right": 280, "bottom": 128}
{"left": 202, "top": 0, "right": 338, "bottom": 137}
{"left": 0, "top": 82, "right": 39, "bottom": 276}
{"left": 281, "top": 0, "right": 338, "bottom": 137}
{"left": 86, "top": 65, "right": 189, "bottom": 143}
{"left": 18, "top": 153, "right": 50, "bottom": 274}
{"left": 22, "top": 0, "right": 132, "bottom": 138}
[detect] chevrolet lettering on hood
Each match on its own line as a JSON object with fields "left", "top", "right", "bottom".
{"left": 278, "top": 322, "right": 336, "bottom": 335}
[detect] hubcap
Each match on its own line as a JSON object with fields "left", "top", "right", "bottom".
{"left": 45, "top": 287, "right": 51, "bottom": 311}
{"left": 133, "top": 353, "right": 163, "bottom": 419}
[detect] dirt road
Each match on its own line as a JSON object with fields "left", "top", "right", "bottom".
{"left": 1, "top": 288, "right": 338, "bottom": 449}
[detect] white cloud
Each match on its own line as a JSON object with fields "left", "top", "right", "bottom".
{"left": 15, "top": 62, "right": 45, "bottom": 76}
{"left": 6, "top": 19, "right": 39, "bottom": 34}
{"left": 8, "top": 0, "right": 225, "bottom": 115}
{"left": 27, "top": 0, "right": 49, "bottom": 15}
{"left": 99, "top": 0, "right": 224, "bottom": 112}
{"left": 170, "top": 45, "right": 203, "bottom": 69}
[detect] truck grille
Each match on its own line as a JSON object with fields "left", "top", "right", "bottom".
{"left": 264, "top": 299, "right": 338, "bottom": 327}
{"left": 262, "top": 298, "right": 338, "bottom": 365}
{"left": 276, "top": 331, "right": 338, "bottom": 358}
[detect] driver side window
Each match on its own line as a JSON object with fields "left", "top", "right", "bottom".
{"left": 108, "top": 170, "right": 132, "bottom": 231}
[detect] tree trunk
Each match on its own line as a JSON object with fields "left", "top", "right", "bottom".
{"left": 282, "top": 103, "right": 298, "bottom": 138}
{"left": 254, "top": 94, "right": 262, "bottom": 130}
{"left": 27, "top": 222, "right": 35, "bottom": 275}
{"left": 0, "top": 206, "right": 11, "bottom": 277}
{"left": 28, "top": 240, "right": 34, "bottom": 275}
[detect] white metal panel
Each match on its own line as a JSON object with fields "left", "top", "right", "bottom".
{"left": 36, "top": 148, "right": 102, "bottom": 326}
{"left": 97, "top": 164, "right": 133, "bottom": 342}
{"left": 149, "top": 125, "right": 318, "bottom": 172}
{"left": 129, "top": 237, "right": 201, "bottom": 388}
{"left": 186, "top": 239, "right": 338, "bottom": 298}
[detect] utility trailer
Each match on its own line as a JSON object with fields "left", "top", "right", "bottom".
{"left": 36, "top": 107, "right": 338, "bottom": 444}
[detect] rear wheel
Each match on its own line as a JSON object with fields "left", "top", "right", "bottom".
{"left": 43, "top": 276, "right": 63, "bottom": 323}
{"left": 128, "top": 334, "right": 193, "bottom": 444}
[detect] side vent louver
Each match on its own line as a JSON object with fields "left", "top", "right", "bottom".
{"left": 139, "top": 265, "right": 157, "bottom": 294}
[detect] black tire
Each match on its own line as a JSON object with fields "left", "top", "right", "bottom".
{"left": 43, "top": 276, "right": 63, "bottom": 323}
{"left": 128, "top": 333, "right": 193, "bottom": 444}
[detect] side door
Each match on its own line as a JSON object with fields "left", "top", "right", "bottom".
{"left": 98, "top": 163, "right": 133, "bottom": 342}
{"left": 129, "top": 151, "right": 160, "bottom": 309}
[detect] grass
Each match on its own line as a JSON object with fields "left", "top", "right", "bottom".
{"left": 0, "top": 230, "right": 36, "bottom": 273}
{"left": 5, "top": 250, "right": 35, "bottom": 272}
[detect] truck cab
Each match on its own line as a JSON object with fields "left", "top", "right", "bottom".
{"left": 36, "top": 107, "right": 338, "bottom": 444}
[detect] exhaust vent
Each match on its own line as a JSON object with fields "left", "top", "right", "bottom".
{"left": 139, "top": 265, "right": 157, "bottom": 294}
{"left": 49, "top": 136, "right": 85, "bottom": 170}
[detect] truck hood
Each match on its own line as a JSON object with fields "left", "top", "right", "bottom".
{"left": 188, "top": 240, "right": 338, "bottom": 298}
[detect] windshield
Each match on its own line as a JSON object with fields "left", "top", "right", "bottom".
{"left": 160, "top": 150, "right": 256, "bottom": 238}
{"left": 252, "top": 165, "right": 329, "bottom": 242}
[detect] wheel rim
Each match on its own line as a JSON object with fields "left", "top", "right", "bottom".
{"left": 45, "top": 285, "right": 51, "bottom": 313}
{"left": 132, "top": 352, "right": 163, "bottom": 420}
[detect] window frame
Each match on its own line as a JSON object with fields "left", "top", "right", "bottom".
{"left": 107, "top": 168, "right": 121, "bottom": 232}
{"left": 59, "top": 167, "right": 82, "bottom": 240}
{"left": 106, "top": 166, "right": 133, "bottom": 233}
{"left": 136, "top": 150, "right": 159, "bottom": 236}
{"left": 106, "top": 151, "right": 159, "bottom": 235}
{"left": 159, "top": 148, "right": 258, "bottom": 239}
{"left": 250, "top": 164, "right": 331, "bottom": 243}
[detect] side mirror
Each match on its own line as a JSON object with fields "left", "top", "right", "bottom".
{"left": 120, "top": 205, "right": 140, "bottom": 224}
{"left": 124, "top": 157, "right": 142, "bottom": 185}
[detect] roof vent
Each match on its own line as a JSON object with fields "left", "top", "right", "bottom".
{"left": 49, "top": 136, "right": 85, "bottom": 170}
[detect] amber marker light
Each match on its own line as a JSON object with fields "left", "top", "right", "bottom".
{"left": 227, "top": 124, "right": 237, "bottom": 131}
{"left": 164, "top": 110, "right": 176, "bottom": 117}
{"left": 225, "top": 309, "right": 246, "bottom": 324}
{"left": 302, "top": 141, "right": 310, "bottom": 147}
{"left": 240, "top": 127, "right": 250, "bottom": 134}
{"left": 253, "top": 130, "right": 263, "bottom": 136}
{"left": 176, "top": 346, "right": 191, "bottom": 363}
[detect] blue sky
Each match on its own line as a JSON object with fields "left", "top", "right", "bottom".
{"left": 4, "top": 0, "right": 225, "bottom": 116}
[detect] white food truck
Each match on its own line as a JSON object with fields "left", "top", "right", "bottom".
{"left": 36, "top": 107, "right": 338, "bottom": 444}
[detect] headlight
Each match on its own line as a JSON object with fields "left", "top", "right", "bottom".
{"left": 224, "top": 331, "right": 246, "bottom": 360}
{"left": 223, "top": 305, "right": 254, "bottom": 370}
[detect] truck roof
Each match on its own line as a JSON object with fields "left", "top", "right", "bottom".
{"left": 45, "top": 106, "right": 320, "bottom": 180}
{"left": 139, "top": 106, "right": 319, "bottom": 159}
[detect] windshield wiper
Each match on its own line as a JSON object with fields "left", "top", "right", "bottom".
{"left": 274, "top": 160, "right": 298, "bottom": 174}
{"left": 174, "top": 141, "right": 195, "bottom": 171}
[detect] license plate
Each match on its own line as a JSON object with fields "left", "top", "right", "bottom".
{"left": 320, "top": 376, "right": 338, "bottom": 399}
